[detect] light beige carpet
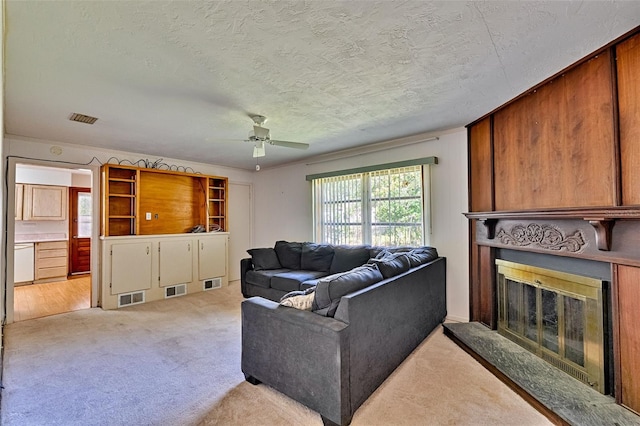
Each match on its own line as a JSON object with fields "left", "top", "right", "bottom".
{"left": 1, "top": 282, "right": 551, "bottom": 426}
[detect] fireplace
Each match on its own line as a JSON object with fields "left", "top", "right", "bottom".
{"left": 496, "top": 259, "right": 606, "bottom": 393}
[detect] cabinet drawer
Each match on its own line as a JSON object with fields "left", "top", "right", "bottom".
{"left": 37, "top": 248, "right": 68, "bottom": 259}
{"left": 37, "top": 241, "right": 67, "bottom": 250}
{"left": 38, "top": 256, "right": 67, "bottom": 268}
{"left": 36, "top": 266, "right": 67, "bottom": 280}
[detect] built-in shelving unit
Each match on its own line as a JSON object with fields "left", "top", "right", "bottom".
{"left": 207, "top": 177, "right": 227, "bottom": 232}
{"left": 101, "top": 164, "right": 228, "bottom": 236}
{"left": 102, "top": 165, "right": 138, "bottom": 236}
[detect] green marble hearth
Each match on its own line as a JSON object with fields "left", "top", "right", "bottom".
{"left": 443, "top": 322, "right": 640, "bottom": 426}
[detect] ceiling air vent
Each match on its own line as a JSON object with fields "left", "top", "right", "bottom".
{"left": 69, "top": 113, "right": 98, "bottom": 124}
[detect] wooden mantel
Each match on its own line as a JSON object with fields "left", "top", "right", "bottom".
{"left": 465, "top": 207, "right": 640, "bottom": 252}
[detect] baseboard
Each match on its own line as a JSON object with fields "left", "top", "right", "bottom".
{"left": 445, "top": 314, "right": 469, "bottom": 323}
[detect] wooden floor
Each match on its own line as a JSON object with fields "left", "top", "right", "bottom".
{"left": 14, "top": 276, "right": 91, "bottom": 322}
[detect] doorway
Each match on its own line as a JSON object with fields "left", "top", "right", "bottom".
{"left": 11, "top": 163, "right": 95, "bottom": 322}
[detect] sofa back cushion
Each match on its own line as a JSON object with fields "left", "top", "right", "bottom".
{"left": 329, "top": 245, "right": 372, "bottom": 274}
{"left": 247, "top": 248, "right": 282, "bottom": 271}
{"left": 312, "top": 264, "right": 383, "bottom": 317}
{"left": 301, "top": 243, "right": 334, "bottom": 272}
{"left": 274, "top": 241, "right": 303, "bottom": 269}
{"left": 368, "top": 252, "right": 411, "bottom": 278}
{"left": 404, "top": 247, "right": 438, "bottom": 267}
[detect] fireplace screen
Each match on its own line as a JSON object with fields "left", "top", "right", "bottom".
{"left": 496, "top": 260, "right": 605, "bottom": 393}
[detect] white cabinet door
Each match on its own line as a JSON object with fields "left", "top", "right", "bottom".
{"left": 159, "top": 240, "right": 193, "bottom": 287}
{"left": 110, "top": 242, "right": 153, "bottom": 295}
{"left": 198, "top": 235, "right": 227, "bottom": 280}
{"left": 22, "top": 184, "right": 68, "bottom": 220}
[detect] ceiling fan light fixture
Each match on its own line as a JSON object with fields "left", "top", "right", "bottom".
{"left": 253, "top": 141, "right": 266, "bottom": 158}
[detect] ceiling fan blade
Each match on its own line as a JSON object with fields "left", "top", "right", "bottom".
{"left": 269, "top": 140, "right": 309, "bottom": 150}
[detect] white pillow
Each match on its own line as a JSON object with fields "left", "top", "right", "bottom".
{"left": 280, "top": 292, "right": 314, "bottom": 310}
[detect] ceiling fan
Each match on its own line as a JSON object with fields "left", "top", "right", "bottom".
{"left": 246, "top": 115, "right": 309, "bottom": 158}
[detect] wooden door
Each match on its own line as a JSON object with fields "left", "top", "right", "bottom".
{"left": 69, "top": 187, "right": 91, "bottom": 274}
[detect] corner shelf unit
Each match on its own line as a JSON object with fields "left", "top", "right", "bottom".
{"left": 101, "top": 164, "right": 228, "bottom": 237}
{"left": 207, "top": 177, "right": 226, "bottom": 232}
{"left": 102, "top": 165, "right": 138, "bottom": 236}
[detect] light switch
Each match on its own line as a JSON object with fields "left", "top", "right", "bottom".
{"left": 145, "top": 212, "right": 151, "bottom": 220}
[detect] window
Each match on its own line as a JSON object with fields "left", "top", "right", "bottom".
{"left": 312, "top": 164, "right": 431, "bottom": 246}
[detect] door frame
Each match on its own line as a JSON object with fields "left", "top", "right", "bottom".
{"left": 6, "top": 158, "right": 101, "bottom": 324}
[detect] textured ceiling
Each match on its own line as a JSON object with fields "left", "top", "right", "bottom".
{"left": 5, "top": 1, "right": 640, "bottom": 170}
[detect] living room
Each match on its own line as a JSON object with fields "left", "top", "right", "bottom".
{"left": 2, "top": 2, "right": 640, "bottom": 425}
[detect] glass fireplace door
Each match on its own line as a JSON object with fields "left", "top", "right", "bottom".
{"left": 497, "top": 260, "right": 605, "bottom": 393}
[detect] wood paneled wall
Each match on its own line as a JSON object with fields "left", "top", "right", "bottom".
{"left": 492, "top": 51, "right": 616, "bottom": 210}
{"left": 467, "top": 28, "right": 640, "bottom": 413}
{"left": 618, "top": 35, "right": 640, "bottom": 206}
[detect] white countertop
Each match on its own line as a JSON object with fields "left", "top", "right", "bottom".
{"left": 15, "top": 233, "right": 68, "bottom": 243}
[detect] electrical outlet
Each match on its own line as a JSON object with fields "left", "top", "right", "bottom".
{"left": 145, "top": 212, "right": 151, "bottom": 220}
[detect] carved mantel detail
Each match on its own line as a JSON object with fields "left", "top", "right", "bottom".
{"left": 496, "top": 223, "right": 586, "bottom": 253}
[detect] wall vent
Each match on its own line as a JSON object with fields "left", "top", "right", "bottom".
{"left": 203, "top": 278, "right": 222, "bottom": 291}
{"left": 118, "top": 291, "right": 145, "bottom": 308}
{"left": 69, "top": 112, "right": 98, "bottom": 124}
{"left": 165, "top": 283, "right": 187, "bottom": 298}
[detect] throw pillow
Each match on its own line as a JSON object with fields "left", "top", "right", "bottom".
{"left": 404, "top": 247, "right": 438, "bottom": 267}
{"left": 279, "top": 287, "right": 316, "bottom": 310}
{"left": 274, "top": 240, "right": 303, "bottom": 269}
{"left": 247, "top": 248, "right": 282, "bottom": 270}
{"left": 312, "top": 264, "right": 383, "bottom": 317}
{"left": 280, "top": 292, "right": 315, "bottom": 310}
{"left": 368, "top": 252, "right": 411, "bottom": 278}
{"left": 301, "top": 243, "right": 334, "bottom": 271}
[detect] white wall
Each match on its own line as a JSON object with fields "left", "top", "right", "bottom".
{"left": 2, "top": 130, "right": 470, "bottom": 322}
{"left": 1, "top": 0, "right": 5, "bottom": 346}
{"left": 253, "top": 128, "right": 470, "bottom": 322}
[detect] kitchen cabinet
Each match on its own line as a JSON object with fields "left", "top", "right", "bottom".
{"left": 35, "top": 240, "right": 68, "bottom": 281}
{"left": 22, "top": 184, "right": 68, "bottom": 221}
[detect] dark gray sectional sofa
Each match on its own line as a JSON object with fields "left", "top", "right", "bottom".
{"left": 240, "top": 241, "right": 447, "bottom": 425}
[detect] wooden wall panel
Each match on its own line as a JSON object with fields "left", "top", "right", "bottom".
{"left": 615, "top": 265, "right": 640, "bottom": 414}
{"left": 618, "top": 34, "right": 640, "bottom": 206}
{"left": 469, "top": 118, "right": 493, "bottom": 212}
{"left": 493, "top": 51, "right": 616, "bottom": 210}
{"left": 478, "top": 245, "right": 496, "bottom": 329}
{"left": 138, "top": 173, "right": 202, "bottom": 235}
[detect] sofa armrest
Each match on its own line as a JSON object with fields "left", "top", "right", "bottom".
{"left": 241, "top": 297, "right": 351, "bottom": 425}
{"left": 240, "top": 258, "right": 254, "bottom": 297}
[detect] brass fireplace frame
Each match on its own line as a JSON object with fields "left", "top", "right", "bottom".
{"left": 496, "top": 260, "right": 605, "bottom": 393}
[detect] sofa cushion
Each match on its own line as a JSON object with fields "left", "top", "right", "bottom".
{"left": 300, "top": 278, "right": 322, "bottom": 290}
{"left": 301, "top": 243, "right": 334, "bottom": 272}
{"left": 245, "top": 269, "right": 290, "bottom": 289}
{"left": 275, "top": 241, "right": 303, "bottom": 269}
{"left": 247, "top": 248, "right": 282, "bottom": 270}
{"left": 330, "top": 245, "right": 372, "bottom": 274}
{"left": 313, "top": 264, "right": 383, "bottom": 317}
{"left": 271, "top": 270, "right": 328, "bottom": 292}
{"left": 369, "top": 252, "right": 411, "bottom": 278}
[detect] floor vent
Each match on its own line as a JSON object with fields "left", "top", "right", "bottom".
{"left": 165, "top": 283, "right": 187, "bottom": 298}
{"left": 203, "top": 278, "right": 222, "bottom": 291}
{"left": 118, "top": 291, "right": 145, "bottom": 307}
